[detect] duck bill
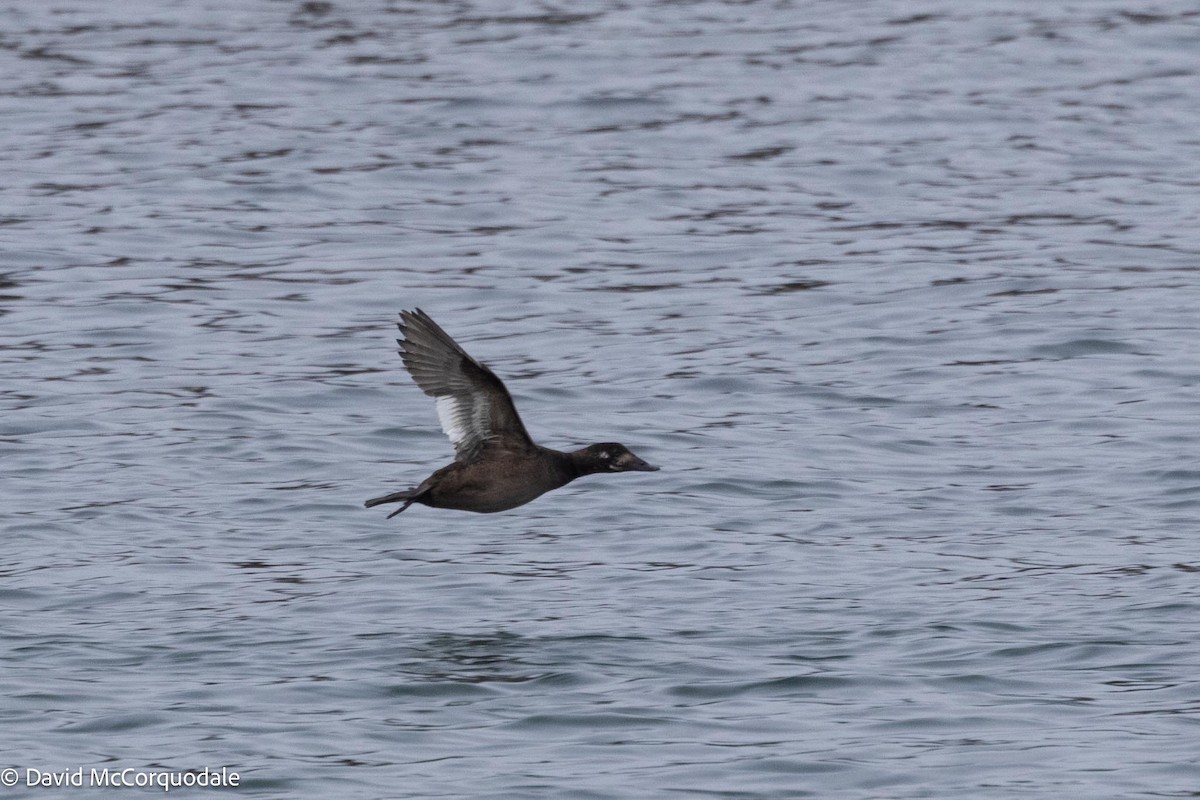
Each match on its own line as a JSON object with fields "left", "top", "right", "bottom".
{"left": 625, "top": 456, "right": 659, "bottom": 472}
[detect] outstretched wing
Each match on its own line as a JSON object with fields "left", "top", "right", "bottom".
{"left": 397, "top": 309, "right": 535, "bottom": 461}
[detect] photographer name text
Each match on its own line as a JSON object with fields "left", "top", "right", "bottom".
{"left": 3, "top": 767, "right": 239, "bottom": 792}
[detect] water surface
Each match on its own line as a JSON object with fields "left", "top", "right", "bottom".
{"left": 3, "top": 1, "right": 1200, "bottom": 798}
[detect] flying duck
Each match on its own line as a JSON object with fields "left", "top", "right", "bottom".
{"left": 365, "top": 309, "right": 658, "bottom": 516}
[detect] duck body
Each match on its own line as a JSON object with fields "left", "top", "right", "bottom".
{"left": 365, "top": 310, "right": 657, "bottom": 517}
{"left": 418, "top": 451, "right": 567, "bottom": 513}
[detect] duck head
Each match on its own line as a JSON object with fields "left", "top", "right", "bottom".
{"left": 576, "top": 443, "right": 659, "bottom": 474}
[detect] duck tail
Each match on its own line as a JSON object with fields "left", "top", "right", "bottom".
{"left": 364, "top": 488, "right": 423, "bottom": 518}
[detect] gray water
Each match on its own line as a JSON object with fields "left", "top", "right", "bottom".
{"left": 3, "top": 1, "right": 1200, "bottom": 797}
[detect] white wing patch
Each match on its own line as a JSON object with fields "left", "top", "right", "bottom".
{"left": 435, "top": 395, "right": 467, "bottom": 446}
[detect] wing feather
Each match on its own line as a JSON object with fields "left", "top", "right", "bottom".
{"left": 397, "top": 309, "right": 535, "bottom": 461}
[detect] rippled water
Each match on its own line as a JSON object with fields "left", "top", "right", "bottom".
{"left": 4, "top": 1, "right": 1200, "bottom": 797}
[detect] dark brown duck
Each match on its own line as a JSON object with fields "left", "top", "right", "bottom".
{"left": 365, "top": 310, "right": 658, "bottom": 516}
